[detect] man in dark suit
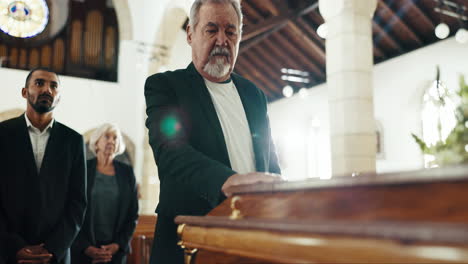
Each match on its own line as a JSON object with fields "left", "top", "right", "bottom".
{"left": 0, "top": 68, "right": 87, "bottom": 264}
{"left": 144, "top": 0, "right": 282, "bottom": 263}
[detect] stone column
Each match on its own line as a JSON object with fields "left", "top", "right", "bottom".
{"left": 319, "top": 0, "right": 378, "bottom": 176}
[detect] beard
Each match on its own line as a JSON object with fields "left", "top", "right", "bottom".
{"left": 28, "top": 94, "right": 55, "bottom": 114}
{"left": 203, "top": 46, "right": 232, "bottom": 79}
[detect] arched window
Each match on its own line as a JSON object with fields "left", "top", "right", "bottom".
{"left": 0, "top": 0, "right": 119, "bottom": 82}
{"left": 421, "top": 80, "right": 457, "bottom": 167}
{"left": 84, "top": 10, "right": 103, "bottom": 67}
{"left": 70, "top": 20, "right": 82, "bottom": 64}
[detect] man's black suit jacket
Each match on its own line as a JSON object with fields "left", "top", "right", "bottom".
{"left": 0, "top": 208, "right": 5, "bottom": 264}
{"left": 145, "top": 63, "right": 281, "bottom": 263}
{"left": 0, "top": 115, "right": 87, "bottom": 264}
{"left": 71, "top": 158, "right": 138, "bottom": 264}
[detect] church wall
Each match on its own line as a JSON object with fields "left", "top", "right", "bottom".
{"left": 165, "top": 29, "right": 192, "bottom": 71}
{"left": 269, "top": 37, "right": 468, "bottom": 179}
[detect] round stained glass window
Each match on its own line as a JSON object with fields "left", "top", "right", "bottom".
{"left": 0, "top": 0, "right": 49, "bottom": 38}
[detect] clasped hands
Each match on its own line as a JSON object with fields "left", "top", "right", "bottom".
{"left": 85, "top": 243, "right": 119, "bottom": 264}
{"left": 16, "top": 244, "right": 53, "bottom": 264}
{"left": 221, "top": 172, "right": 283, "bottom": 196}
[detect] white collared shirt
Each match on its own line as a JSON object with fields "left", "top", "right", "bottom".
{"left": 204, "top": 78, "right": 256, "bottom": 174}
{"left": 24, "top": 113, "right": 54, "bottom": 172}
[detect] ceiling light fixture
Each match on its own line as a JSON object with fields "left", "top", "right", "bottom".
{"left": 455, "top": 28, "right": 468, "bottom": 43}
{"left": 317, "top": 23, "right": 327, "bottom": 39}
{"left": 281, "top": 68, "right": 309, "bottom": 76}
{"left": 299, "top": 88, "right": 309, "bottom": 99}
{"left": 435, "top": 22, "right": 450, "bottom": 39}
{"left": 281, "top": 75, "right": 310, "bottom": 83}
{"left": 282, "top": 85, "right": 294, "bottom": 98}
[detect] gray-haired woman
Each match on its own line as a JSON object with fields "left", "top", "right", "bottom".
{"left": 72, "top": 124, "right": 138, "bottom": 264}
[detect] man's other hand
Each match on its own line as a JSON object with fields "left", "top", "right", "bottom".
{"left": 101, "top": 243, "right": 119, "bottom": 255}
{"left": 84, "top": 246, "right": 112, "bottom": 263}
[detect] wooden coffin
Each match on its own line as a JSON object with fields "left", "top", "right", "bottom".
{"left": 175, "top": 166, "right": 468, "bottom": 264}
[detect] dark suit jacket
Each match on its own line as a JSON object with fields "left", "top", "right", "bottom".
{"left": 71, "top": 159, "right": 138, "bottom": 264}
{"left": 0, "top": 115, "right": 87, "bottom": 264}
{"left": 144, "top": 63, "right": 281, "bottom": 263}
{"left": 0, "top": 208, "right": 5, "bottom": 264}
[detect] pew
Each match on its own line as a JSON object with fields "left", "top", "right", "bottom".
{"left": 175, "top": 165, "right": 468, "bottom": 263}
{"left": 127, "top": 214, "right": 157, "bottom": 264}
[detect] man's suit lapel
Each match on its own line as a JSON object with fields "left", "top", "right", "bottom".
{"left": 16, "top": 115, "right": 39, "bottom": 175}
{"left": 186, "top": 64, "right": 231, "bottom": 168}
{"left": 39, "top": 121, "right": 61, "bottom": 178}
{"left": 15, "top": 115, "right": 42, "bottom": 221}
{"left": 232, "top": 75, "right": 267, "bottom": 172}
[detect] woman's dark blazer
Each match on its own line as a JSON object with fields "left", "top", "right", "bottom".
{"left": 71, "top": 158, "right": 138, "bottom": 264}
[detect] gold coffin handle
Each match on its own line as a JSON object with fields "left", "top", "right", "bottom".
{"left": 177, "top": 223, "right": 199, "bottom": 264}
{"left": 229, "top": 196, "right": 243, "bottom": 220}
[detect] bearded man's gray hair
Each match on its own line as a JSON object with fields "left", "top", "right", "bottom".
{"left": 189, "top": 0, "right": 243, "bottom": 33}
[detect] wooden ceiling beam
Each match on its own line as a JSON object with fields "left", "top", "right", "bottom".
{"left": 260, "top": 39, "right": 315, "bottom": 83}
{"left": 287, "top": 21, "right": 325, "bottom": 65}
{"left": 372, "top": 21, "right": 405, "bottom": 54}
{"left": 303, "top": 11, "right": 325, "bottom": 27}
{"left": 254, "top": 0, "right": 280, "bottom": 16}
{"left": 378, "top": 0, "right": 424, "bottom": 46}
{"left": 241, "top": 1, "right": 319, "bottom": 43}
{"left": 295, "top": 17, "right": 325, "bottom": 50}
{"left": 240, "top": 55, "right": 282, "bottom": 94}
{"left": 240, "top": 25, "right": 285, "bottom": 54}
{"left": 239, "top": 0, "right": 283, "bottom": 54}
{"left": 270, "top": 32, "right": 324, "bottom": 80}
{"left": 252, "top": 42, "right": 317, "bottom": 89}
{"left": 250, "top": 46, "right": 288, "bottom": 86}
{"left": 241, "top": 0, "right": 264, "bottom": 23}
{"left": 371, "top": 22, "right": 390, "bottom": 58}
{"left": 236, "top": 57, "right": 278, "bottom": 97}
{"left": 373, "top": 46, "right": 386, "bottom": 59}
{"left": 243, "top": 50, "right": 285, "bottom": 94}
{"left": 406, "top": 0, "right": 435, "bottom": 29}
{"left": 249, "top": 45, "right": 290, "bottom": 84}
{"left": 272, "top": 0, "right": 289, "bottom": 15}
{"left": 249, "top": 45, "right": 309, "bottom": 89}
{"left": 264, "top": 39, "right": 320, "bottom": 85}
{"left": 235, "top": 64, "right": 275, "bottom": 99}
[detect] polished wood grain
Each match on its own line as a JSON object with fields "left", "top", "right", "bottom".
{"left": 192, "top": 250, "right": 272, "bottom": 264}
{"left": 127, "top": 215, "right": 157, "bottom": 264}
{"left": 179, "top": 225, "right": 468, "bottom": 264}
{"left": 176, "top": 216, "right": 468, "bottom": 244}
{"left": 226, "top": 165, "right": 468, "bottom": 194}
{"left": 208, "top": 166, "right": 468, "bottom": 224}
{"left": 208, "top": 180, "right": 468, "bottom": 223}
{"left": 176, "top": 165, "right": 468, "bottom": 264}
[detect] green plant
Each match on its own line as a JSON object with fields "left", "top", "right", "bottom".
{"left": 412, "top": 74, "right": 468, "bottom": 166}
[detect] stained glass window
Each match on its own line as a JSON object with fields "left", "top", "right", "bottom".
{"left": 0, "top": 0, "right": 49, "bottom": 38}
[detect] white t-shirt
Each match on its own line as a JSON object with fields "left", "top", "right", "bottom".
{"left": 204, "top": 78, "right": 256, "bottom": 174}
{"left": 24, "top": 113, "right": 54, "bottom": 172}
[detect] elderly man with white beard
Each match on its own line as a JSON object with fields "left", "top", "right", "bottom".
{"left": 144, "top": 0, "right": 282, "bottom": 263}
